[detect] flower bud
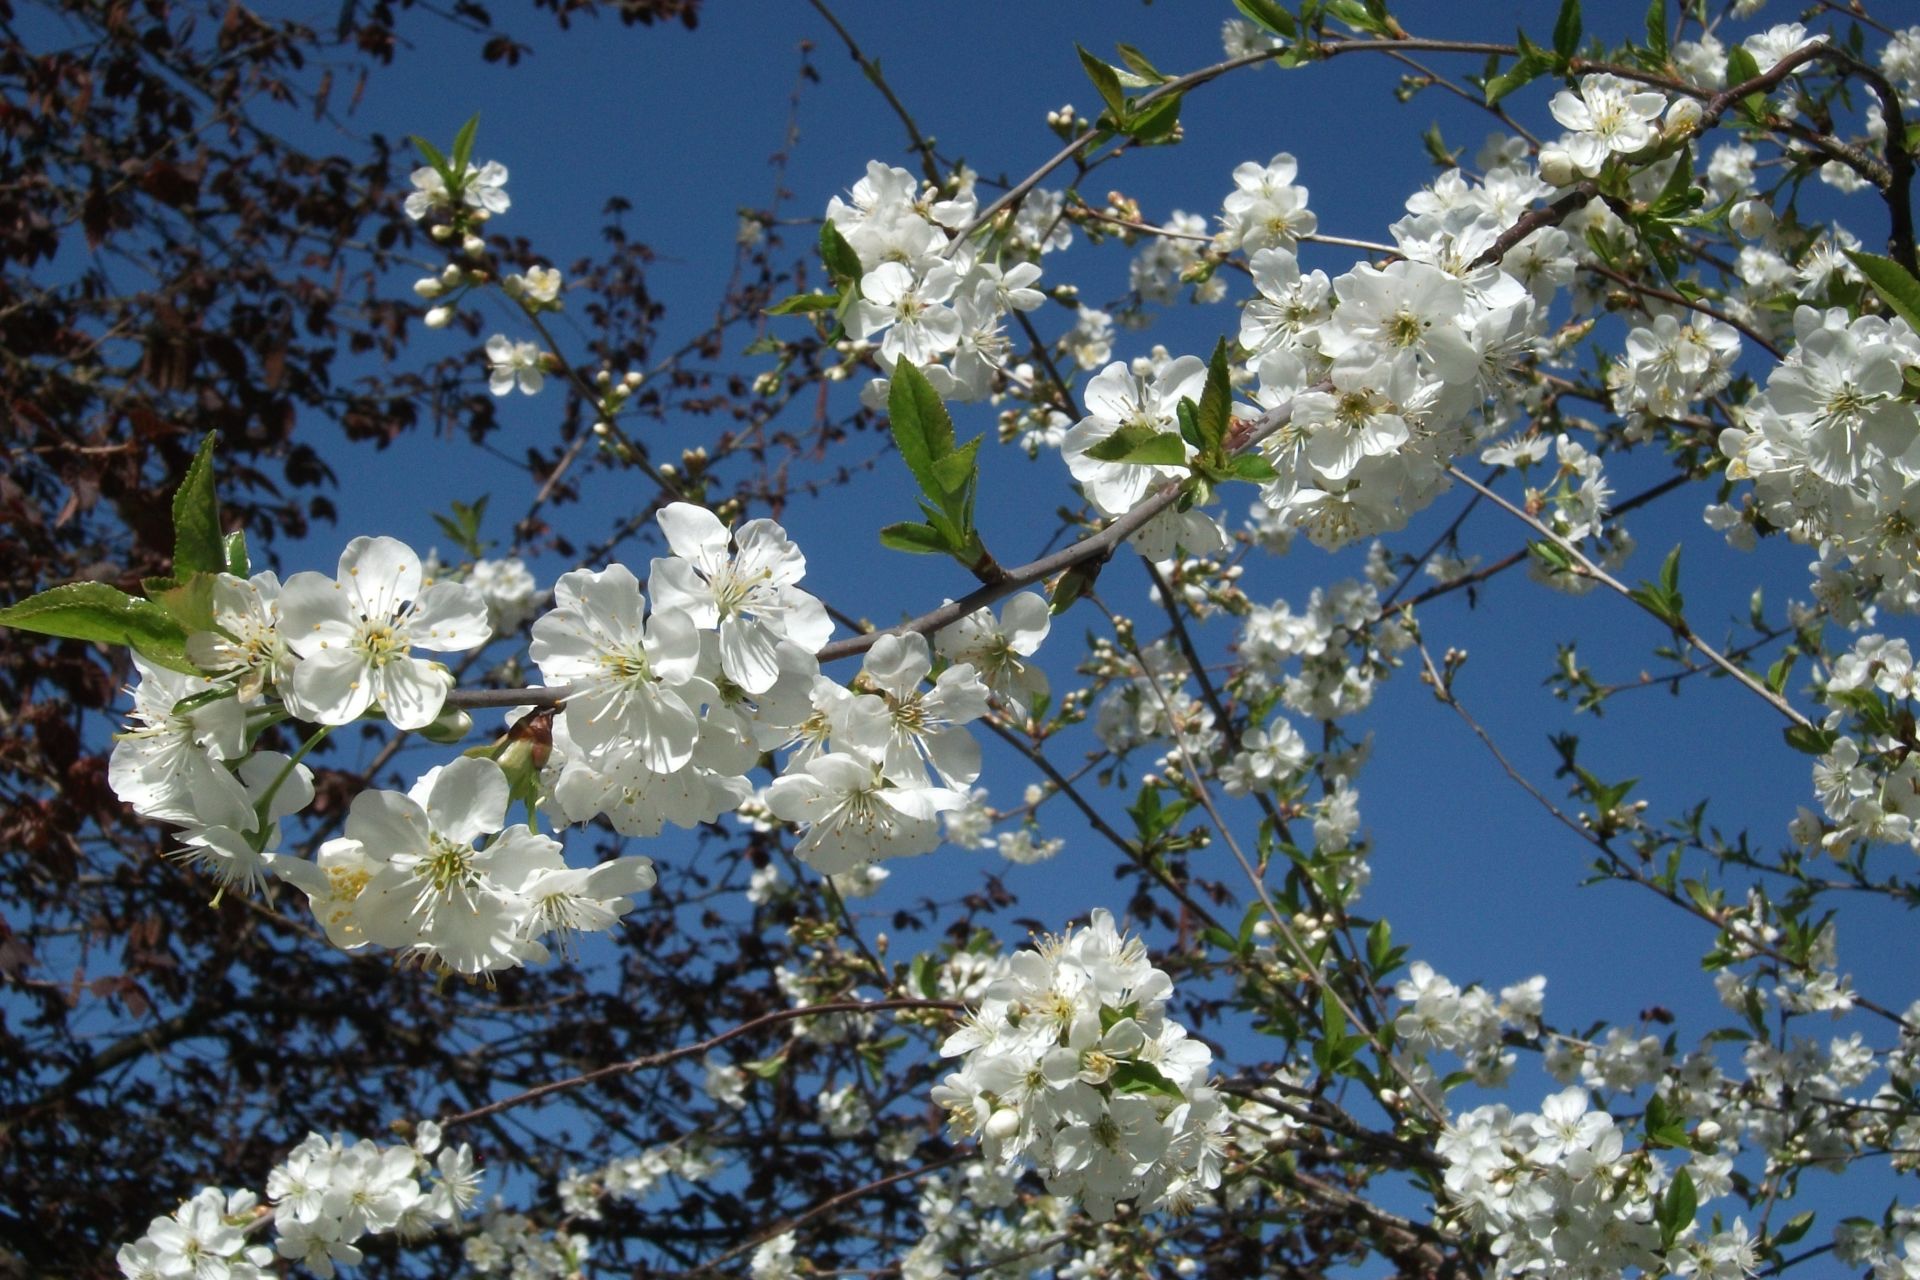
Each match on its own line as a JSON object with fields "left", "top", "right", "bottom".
{"left": 461, "top": 233, "right": 486, "bottom": 256}
{"left": 1730, "top": 198, "right": 1774, "bottom": 239}
{"left": 1537, "top": 146, "right": 1578, "bottom": 187}
{"left": 413, "top": 276, "right": 445, "bottom": 299}
{"left": 430, "top": 224, "right": 455, "bottom": 241}
{"left": 1664, "top": 97, "right": 1704, "bottom": 134}
{"left": 423, "top": 305, "right": 454, "bottom": 328}
{"left": 1695, "top": 1119, "right": 1723, "bottom": 1144}
{"left": 418, "top": 706, "right": 473, "bottom": 744}
{"left": 984, "top": 1108, "right": 1021, "bottom": 1141}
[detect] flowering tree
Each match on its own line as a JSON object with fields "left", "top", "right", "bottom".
{"left": 8, "top": 0, "right": 1920, "bottom": 1275}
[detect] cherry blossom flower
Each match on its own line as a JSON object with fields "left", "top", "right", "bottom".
{"left": 648, "top": 503, "right": 832, "bottom": 694}
{"left": 531, "top": 564, "right": 706, "bottom": 774}
{"left": 485, "top": 335, "right": 545, "bottom": 396}
{"left": 278, "top": 536, "right": 490, "bottom": 731}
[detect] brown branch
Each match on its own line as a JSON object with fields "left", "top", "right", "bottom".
{"left": 444, "top": 394, "right": 1307, "bottom": 710}
{"left": 437, "top": 998, "right": 959, "bottom": 1128}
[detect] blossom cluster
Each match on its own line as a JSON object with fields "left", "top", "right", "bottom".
{"left": 1719, "top": 306, "right": 1920, "bottom": 612}
{"left": 827, "top": 159, "right": 1051, "bottom": 403}
{"left": 933, "top": 909, "right": 1227, "bottom": 1220}
{"left": 118, "top": 1125, "right": 478, "bottom": 1280}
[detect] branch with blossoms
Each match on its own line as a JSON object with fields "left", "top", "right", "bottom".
{"left": 20, "top": 0, "right": 1920, "bottom": 1275}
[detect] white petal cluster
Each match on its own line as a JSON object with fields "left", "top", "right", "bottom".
{"left": 267, "top": 1129, "right": 477, "bottom": 1275}
{"left": 764, "top": 632, "right": 980, "bottom": 875}
{"left": 404, "top": 159, "right": 510, "bottom": 222}
{"left": 1439, "top": 1089, "right": 1665, "bottom": 1277}
{"left": 279, "top": 535, "right": 491, "bottom": 730}
{"left": 829, "top": 160, "right": 1046, "bottom": 403}
{"left": 933, "top": 909, "right": 1226, "bottom": 1221}
{"left": 278, "top": 756, "right": 654, "bottom": 975}
{"left": 116, "top": 1187, "right": 274, "bottom": 1280}
{"left": 1718, "top": 306, "right": 1920, "bottom": 606}
{"left": 109, "top": 536, "right": 499, "bottom": 912}
{"left": 485, "top": 334, "right": 545, "bottom": 396}
{"left": 1611, "top": 311, "right": 1741, "bottom": 421}
{"left": 1546, "top": 74, "right": 1668, "bottom": 175}
{"left": 1216, "top": 152, "right": 1316, "bottom": 254}
{"left": 934, "top": 591, "right": 1050, "bottom": 714}
{"left": 117, "top": 1128, "right": 476, "bottom": 1280}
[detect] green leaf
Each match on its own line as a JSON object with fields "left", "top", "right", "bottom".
{"left": 172, "top": 432, "right": 224, "bottom": 578}
{"left": 1846, "top": 250, "right": 1920, "bottom": 329}
{"left": 887, "top": 361, "right": 960, "bottom": 506}
{"left": 931, "top": 437, "right": 981, "bottom": 496}
{"left": 1084, "top": 426, "right": 1188, "bottom": 466}
{"left": 410, "top": 134, "right": 449, "bottom": 175}
{"left": 1772, "top": 1211, "right": 1815, "bottom": 1250}
{"left": 1194, "top": 338, "right": 1233, "bottom": 455}
{"left": 879, "top": 522, "right": 952, "bottom": 555}
{"left": 1224, "top": 452, "right": 1279, "bottom": 482}
{"left": 223, "top": 531, "right": 250, "bottom": 578}
{"left": 1366, "top": 918, "right": 1394, "bottom": 974}
{"left": 1114, "top": 42, "right": 1170, "bottom": 82}
{"left": 1783, "top": 724, "right": 1839, "bottom": 755}
{"left": 1529, "top": 539, "right": 1576, "bottom": 573}
{"left": 1644, "top": 0, "right": 1669, "bottom": 62}
{"left": 1125, "top": 92, "right": 1182, "bottom": 143}
{"left": 1657, "top": 1168, "right": 1696, "bottom": 1247}
{"left": 1485, "top": 51, "right": 1548, "bottom": 106}
{"left": 1232, "top": 0, "right": 1297, "bottom": 38}
{"left": 1076, "top": 44, "right": 1128, "bottom": 117}
{"left": 1049, "top": 562, "right": 1100, "bottom": 615}
{"left": 1177, "top": 398, "right": 1204, "bottom": 451}
{"left": 144, "top": 573, "right": 217, "bottom": 635}
{"left": 1109, "top": 1060, "right": 1185, "bottom": 1099}
{"left": 449, "top": 113, "right": 480, "bottom": 177}
{"left": 1649, "top": 145, "right": 1697, "bottom": 216}
{"left": 0, "top": 581, "right": 195, "bottom": 673}
{"left": 1323, "top": 0, "right": 1387, "bottom": 35}
{"left": 1422, "top": 122, "right": 1460, "bottom": 169}
{"left": 1553, "top": 0, "right": 1582, "bottom": 60}
{"left": 818, "top": 220, "right": 864, "bottom": 291}
{"left": 765, "top": 291, "right": 841, "bottom": 316}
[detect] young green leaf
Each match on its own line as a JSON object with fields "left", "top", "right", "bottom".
{"left": 1553, "top": 0, "right": 1582, "bottom": 60}
{"left": 223, "top": 530, "right": 250, "bottom": 578}
{"left": 172, "top": 432, "right": 225, "bottom": 578}
{"left": 1644, "top": 0, "right": 1669, "bottom": 62}
{"left": 1114, "top": 42, "right": 1170, "bottom": 82}
{"left": 1846, "top": 250, "right": 1920, "bottom": 329}
{"left": 878, "top": 522, "right": 952, "bottom": 555}
{"left": 1084, "top": 426, "right": 1189, "bottom": 467}
{"left": 1049, "top": 561, "right": 1101, "bottom": 615}
{"left": 765, "top": 291, "right": 841, "bottom": 316}
{"left": 410, "top": 134, "right": 450, "bottom": 176}
{"left": 1233, "top": 0, "right": 1297, "bottom": 38}
{"left": 1076, "top": 44, "right": 1128, "bottom": 116}
{"left": 450, "top": 113, "right": 480, "bottom": 177}
{"left": 888, "top": 361, "right": 959, "bottom": 504}
{"left": 1125, "top": 92, "right": 1182, "bottom": 144}
{"left": 144, "top": 572, "right": 218, "bottom": 635}
{"left": 1656, "top": 1168, "right": 1696, "bottom": 1247}
{"left": 818, "top": 220, "right": 865, "bottom": 292}
{"left": 1782, "top": 724, "right": 1839, "bottom": 755}
{"left": 1194, "top": 338, "right": 1234, "bottom": 455}
{"left": 0, "top": 582, "right": 196, "bottom": 673}
{"left": 1224, "top": 452, "right": 1279, "bottom": 482}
